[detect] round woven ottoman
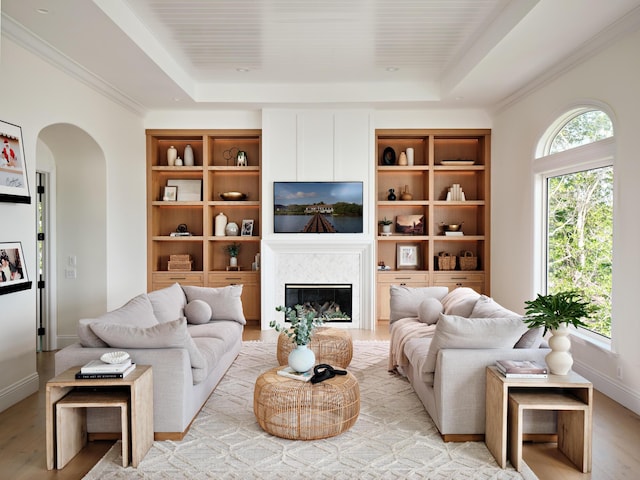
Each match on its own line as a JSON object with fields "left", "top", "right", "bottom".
{"left": 277, "top": 327, "right": 353, "bottom": 368}
{"left": 253, "top": 366, "right": 360, "bottom": 440}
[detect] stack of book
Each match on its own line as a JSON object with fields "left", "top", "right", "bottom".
{"left": 495, "top": 359, "right": 548, "bottom": 378}
{"left": 277, "top": 366, "right": 313, "bottom": 382}
{"left": 76, "top": 358, "right": 136, "bottom": 379}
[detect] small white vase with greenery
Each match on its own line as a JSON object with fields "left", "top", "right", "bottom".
{"left": 523, "top": 290, "right": 594, "bottom": 375}
{"left": 270, "top": 305, "right": 325, "bottom": 372}
{"left": 226, "top": 243, "right": 239, "bottom": 267}
{"left": 379, "top": 217, "right": 393, "bottom": 235}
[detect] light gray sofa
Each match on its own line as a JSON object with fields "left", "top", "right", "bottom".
{"left": 54, "top": 283, "right": 245, "bottom": 440}
{"left": 388, "top": 286, "right": 555, "bottom": 441}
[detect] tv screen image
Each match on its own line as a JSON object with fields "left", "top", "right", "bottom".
{"left": 274, "top": 182, "right": 363, "bottom": 233}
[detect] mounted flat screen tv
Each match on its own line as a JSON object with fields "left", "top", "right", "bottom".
{"left": 274, "top": 181, "right": 363, "bottom": 233}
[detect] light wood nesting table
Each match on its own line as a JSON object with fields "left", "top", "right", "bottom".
{"left": 45, "top": 365, "right": 153, "bottom": 470}
{"left": 485, "top": 366, "right": 592, "bottom": 473}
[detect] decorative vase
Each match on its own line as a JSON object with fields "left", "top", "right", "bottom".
{"left": 406, "top": 147, "right": 414, "bottom": 166}
{"left": 382, "top": 224, "right": 392, "bottom": 235}
{"left": 167, "top": 146, "right": 177, "bottom": 166}
{"left": 398, "top": 151, "right": 408, "bottom": 166}
{"left": 175, "top": 156, "right": 183, "bottom": 166}
{"left": 545, "top": 323, "right": 573, "bottom": 375}
{"left": 229, "top": 256, "right": 238, "bottom": 267}
{"left": 236, "top": 150, "right": 247, "bottom": 166}
{"left": 225, "top": 222, "right": 239, "bottom": 236}
{"left": 400, "top": 185, "right": 413, "bottom": 201}
{"left": 387, "top": 188, "right": 396, "bottom": 201}
{"left": 184, "top": 144, "right": 194, "bottom": 166}
{"left": 214, "top": 212, "right": 228, "bottom": 236}
{"left": 288, "top": 344, "right": 316, "bottom": 373}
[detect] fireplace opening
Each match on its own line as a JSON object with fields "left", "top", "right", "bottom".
{"left": 285, "top": 283, "right": 352, "bottom": 322}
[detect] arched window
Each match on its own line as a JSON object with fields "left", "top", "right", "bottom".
{"left": 535, "top": 108, "right": 614, "bottom": 339}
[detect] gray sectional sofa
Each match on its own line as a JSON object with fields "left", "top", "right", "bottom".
{"left": 388, "top": 286, "right": 555, "bottom": 441}
{"left": 54, "top": 283, "right": 245, "bottom": 439}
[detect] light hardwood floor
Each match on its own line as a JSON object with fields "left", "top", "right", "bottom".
{"left": 1, "top": 324, "right": 638, "bottom": 480}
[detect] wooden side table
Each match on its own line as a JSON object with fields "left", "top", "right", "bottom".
{"left": 45, "top": 365, "right": 154, "bottom": 470}
{"left": 485, "top": 366, "right": 592, "bottom": 472}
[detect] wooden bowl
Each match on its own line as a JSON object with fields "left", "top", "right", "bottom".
{"left": 220, "top": 192, "right": 247, "bottom": 201}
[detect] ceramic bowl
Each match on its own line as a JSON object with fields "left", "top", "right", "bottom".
{"left": 220, "top": 191, "right": 247, "bottom": 201}
{"left": 100, "top": 351, "right": 130, "bottom": 364}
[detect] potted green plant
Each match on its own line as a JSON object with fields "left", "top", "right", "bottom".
{"left": 379, "top": 217, "right": 393, "bottom": 235}
{"left": 523, "top": 290, "right": 594, "bottom": 375}
{"left": 270, "top": 305, "right": 325, "bottom": 372}
{"left": 225, "top": 243, "right": 240, "bottom": 267}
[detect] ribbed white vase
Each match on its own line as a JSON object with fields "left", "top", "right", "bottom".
{"left": 545, "top": 323, "right": 573, "bottom": 375}
{"left": 288, "top": 345, "right": 315, "bottom": 373}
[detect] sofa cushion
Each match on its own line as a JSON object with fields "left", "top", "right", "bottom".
{"left": 423, "top": 314, "right": 529, "bottom": 373}
{"left": 182, "top": 285, "right": 246, "bottom": 325}
{"left": 89, "top": 318, "right": 206, "bottom": 369}
{"left": 147, "top": 283, "right": 187, "bottom": 323}
{"left": 187, "top": 320, "right": 244, "bottom": 341}
{"left": 441, "top": 287, "right": 481, "bottom": 317}
{"left": 77, "top": 294, "right": 158, "bottom": 347}
{"left": 417, "top": 298, "right": 444, "bottom": 325}
{"left": 184, "top": 299, "right": 212, "bottom": 325}
{"left": 389, "top": 285, "right": 449, "bottom": 323}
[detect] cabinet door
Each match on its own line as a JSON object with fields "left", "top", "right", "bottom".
{"left": 431, "top": 272, "right": 484, "bottom": 294}
{"left": 208, "top": 272, "right": 260, "bottom": 321}
{"left": 376, "top": 273, "right": 429, "bottom": 321}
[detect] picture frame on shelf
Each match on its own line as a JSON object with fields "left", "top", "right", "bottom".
{"left": 397, "top": 243, "right": 420, "bottom": 270}
{"left": 0, "top": 120, "right": 31, "bottom": 204}
{"left": 241, "top": 219, "right": 254, "bottom": 236}
{"left": 0, "top": 241, "right": 32, "bottom": 295}
{"left": 162, "top": 185, "right": 178, "bottom": 201}
{"left": 396, "top": 214, "right": 425, "bottom": 235}
{"left": 166, "top": 179, "right": 202, "bottom": 201}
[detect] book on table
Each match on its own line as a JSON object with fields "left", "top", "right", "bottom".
{"left": 75, "top": 363, "right": 136, "bottom": 379}
{"left": 277, "top": 366, "right": 313, "bottom": 382}
{"left": 496, "top": 359, "right": 548, "bottom": 378}
{"left": 81, "top": 358, "right": 132, "bottom": 374}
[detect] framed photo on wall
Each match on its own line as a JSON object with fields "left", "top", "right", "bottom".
{"left": 0, "top": 120, "right": 31, "bottom": 204}
{"left": 0, "top": 242, "right": 32, "bottom": 295}
{"left": 396, "top": 243, "right": 420, "bottom": 270}
{"left": 241, "top": 219, "right": 254, "bottom": 236}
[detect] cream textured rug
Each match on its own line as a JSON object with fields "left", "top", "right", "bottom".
{"left": 84, "top": 341, "right": 538, "bottom": 479}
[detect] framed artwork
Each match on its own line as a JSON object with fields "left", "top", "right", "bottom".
{"left": 166, "top": 179, "right": 202, "bottom": 201}
{"left": 0, "top": 120, "right": 31, "bottom": 204}
{"left": 397, "top": 243, "right": 420, "bottom": 270}
{"left": 162, "top": 185, "right": 178, "bottom": 201}
{"left": 0, "top": 242, "right": 32, "bottom": 295}
{"left": 241, "top": 219, "right": 254, "bottom": 236}
{"left": 396, "top": 214, "right": 424, "bottom": 235}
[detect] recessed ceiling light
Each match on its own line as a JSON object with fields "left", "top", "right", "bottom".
{"left": 236, "top": 68, "right": 250, "bottom": 73}
{"left": 385, "top": 67, "right": 399, "bottom": 72}
{"left": 36, "top": 8, "right": 49, "bottom": 14}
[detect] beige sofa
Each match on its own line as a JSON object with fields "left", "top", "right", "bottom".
{"left": 388, "top": 286, "right": 554, "bottom": 441}
{"left": 54, "top": 283, "right": 245, "bottom": 440}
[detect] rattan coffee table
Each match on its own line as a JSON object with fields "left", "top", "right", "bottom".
{"left": 254, "top": 366, "right": 360, "bottom": 440}
{"left": 277, "top": 327, "right": 353, "bottom": 368}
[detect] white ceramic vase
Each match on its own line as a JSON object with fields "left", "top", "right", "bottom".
{"left": 288, "top": 344, "right": 315, "bottom": 373}
{"left": 214, "top": 212, "right": 228, "bottom": 236}
{"left": 229, "top": 256, "right": 238, "bottom": 267}
{"left": 225, "top": 222, "right": 239, "bottom": 236}
{"left": 382, "top": 224, "right": 391, "bottom": 235}
{"left": 545, "top": 323, "right": 573, "bottom": 375}
{"left": 167, "top": 146, "right": 177, "bottom": 166}
{"left": 184, "top": 144, "right": 194, "bottom": 166}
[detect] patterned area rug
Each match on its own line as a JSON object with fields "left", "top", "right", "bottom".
{"left": 84, "top": 340, "right": 538, "bottom": 479}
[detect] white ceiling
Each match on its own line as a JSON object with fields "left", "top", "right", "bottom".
{"left": 2, "top": 0, "right": 640, "bottom": 113}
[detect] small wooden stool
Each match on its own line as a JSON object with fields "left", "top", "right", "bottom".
{"left": 277, "top": 327, "right": 353, "bottom": 368}
{"left": 56, "top": 390, "right": 130, "bottom": 468}
{"left": 508, "top": 391, "right": 591, "bottom": 473}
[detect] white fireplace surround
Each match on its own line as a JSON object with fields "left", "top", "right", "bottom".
{"left": 261, "top": 239, "right": 373, "bottom": 330}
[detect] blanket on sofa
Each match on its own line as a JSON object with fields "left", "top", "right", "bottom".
{"left": 388, "top": 317, "right": 436, "bottom": 372}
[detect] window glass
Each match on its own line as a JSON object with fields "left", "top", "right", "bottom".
{"left": 549, "top": 110, "right": 613, "bottom": 154}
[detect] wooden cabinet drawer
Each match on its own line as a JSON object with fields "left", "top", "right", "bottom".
{"left": 431, "top": 272, "right": 484, "bottom": 294}
{"left": 151, "top": 272, "right": 204, "bottom": 291}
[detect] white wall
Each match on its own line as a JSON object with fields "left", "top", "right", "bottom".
{"left": 492, "top": 27, "right": 640, "bottom": 414}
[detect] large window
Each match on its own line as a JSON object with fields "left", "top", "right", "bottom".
{"left": 537, "top": 109, "right": 614, "bottom": 339}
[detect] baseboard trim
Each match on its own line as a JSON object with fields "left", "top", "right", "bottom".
{"left": 89, "top": 430, "right": 187, "bottom": 442}
{"left": 0, "top": 372, "right": 39, "bottom": 413}
{"left": 441, "top": 433, "right": 557, "bottom": 443}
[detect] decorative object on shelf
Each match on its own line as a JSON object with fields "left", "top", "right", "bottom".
{"left": 446, "top": 183, "right": 466, "bottom": 201}
{"left": 523, "top": 290, "right": 594, "bottom": 375}
{"left": 0, "top": 241, "right": 32, "bottom": 295}
{"left": 378, "top": 217, "right": 393, "bottom": 235}
{"left": 162, "top": 185, "right": 177, "bottom": 201}
{"left": 441, "top": 159, "right": 475, "bottom": 166}
{"left": 167, "top": 179, "right": 202, "bottom": 201}
{"left": 0, "top": 120, "right": 31, "bottom": 204}
{"left": 219, "top": 191, "right": 247, "bottom": 201}
{"left": 440, "top": 222, "right": 464, "bottom": 236}
{"left": 377, "top": 261, "right": 391, "bottom": 271}
{"left": 406, "top": 147, "right": 414, "bottom": 166}
{"left": 170, "top": 223, "right": 191, "bottom": 237}
{"left": 183, "top": 144, "right": 194, "bottom": 166}
{"left": 174, "top": 156, "right": 183, "bottom": 166}
{"left": 387, "top": 188, "right": 396, "bottom": 201}
{"left": 168, "top": 254, "right": 193, "bottom": 271}
{"left": 225, "top": 222, "right": 239, "bottom": 236}
{"left": 214, "top": 212, "right": 228, "bottom": 236}
{"left": 398, "top": 151, "right": 408, "bottom": 166}
{"left": 223, "top": 147, "right": 239, "bottom": 166}
{"left": 459, "top": 250, "right": 478, "bottom": 270}
{"left": 396, "top": 214, "right": 424, "bottom": 235}
{"left": 236, "top": 150, "right": 247, "bottom": 166}
{"left": 241, "top": 219, "right": 254, "bottom": 236}
{"left": 100, "top": 351, "right": 130, "bottom": 365}
{"left": 437, "top": 252, "right": 457, "bottom": 271}
{"left": 167, "top": 145, "right": 177, "bottom": 166}
{"left": 270, "top": 305, "right": 327, "bottom": 373}
{"left": 400, "top": 185, "right": 413, "bottom": 201}
{"left": 382, "top": 146, "right": 396, "bottom": 165}
{"left": 226, "top": 242, "right": 240, "bottom": 267}
{"left": 397, "top": 243, "right": 420, "bottom": 270}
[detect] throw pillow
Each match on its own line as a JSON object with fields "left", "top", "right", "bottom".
{"left": 185, "top": 299, "right": 212, "bottom": 325}
{"left": 514, "top": 326, "right": 545, "bottom": 349}
{"left": 423, "top": 314, "right": 529, "bottom": 373}
{"left": 147, "top": 282, "right": 187, "bottom": 323}
{"left": 389, "top": 285, "right": 449, "bottom": 323}
{"left": 417, "top": 297, "right": 444, "bottom": 325}
{"left": 440, "top": 287, "right": 481, "bottom": 317}
{"left": 77, "top": 294, "right": 158, "bottom": 347}
{"left": 182, "top": 285, "right": 246, "bottom": 325}
{"left": 89, "top": 317, "right": 205, "bottom": 369}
